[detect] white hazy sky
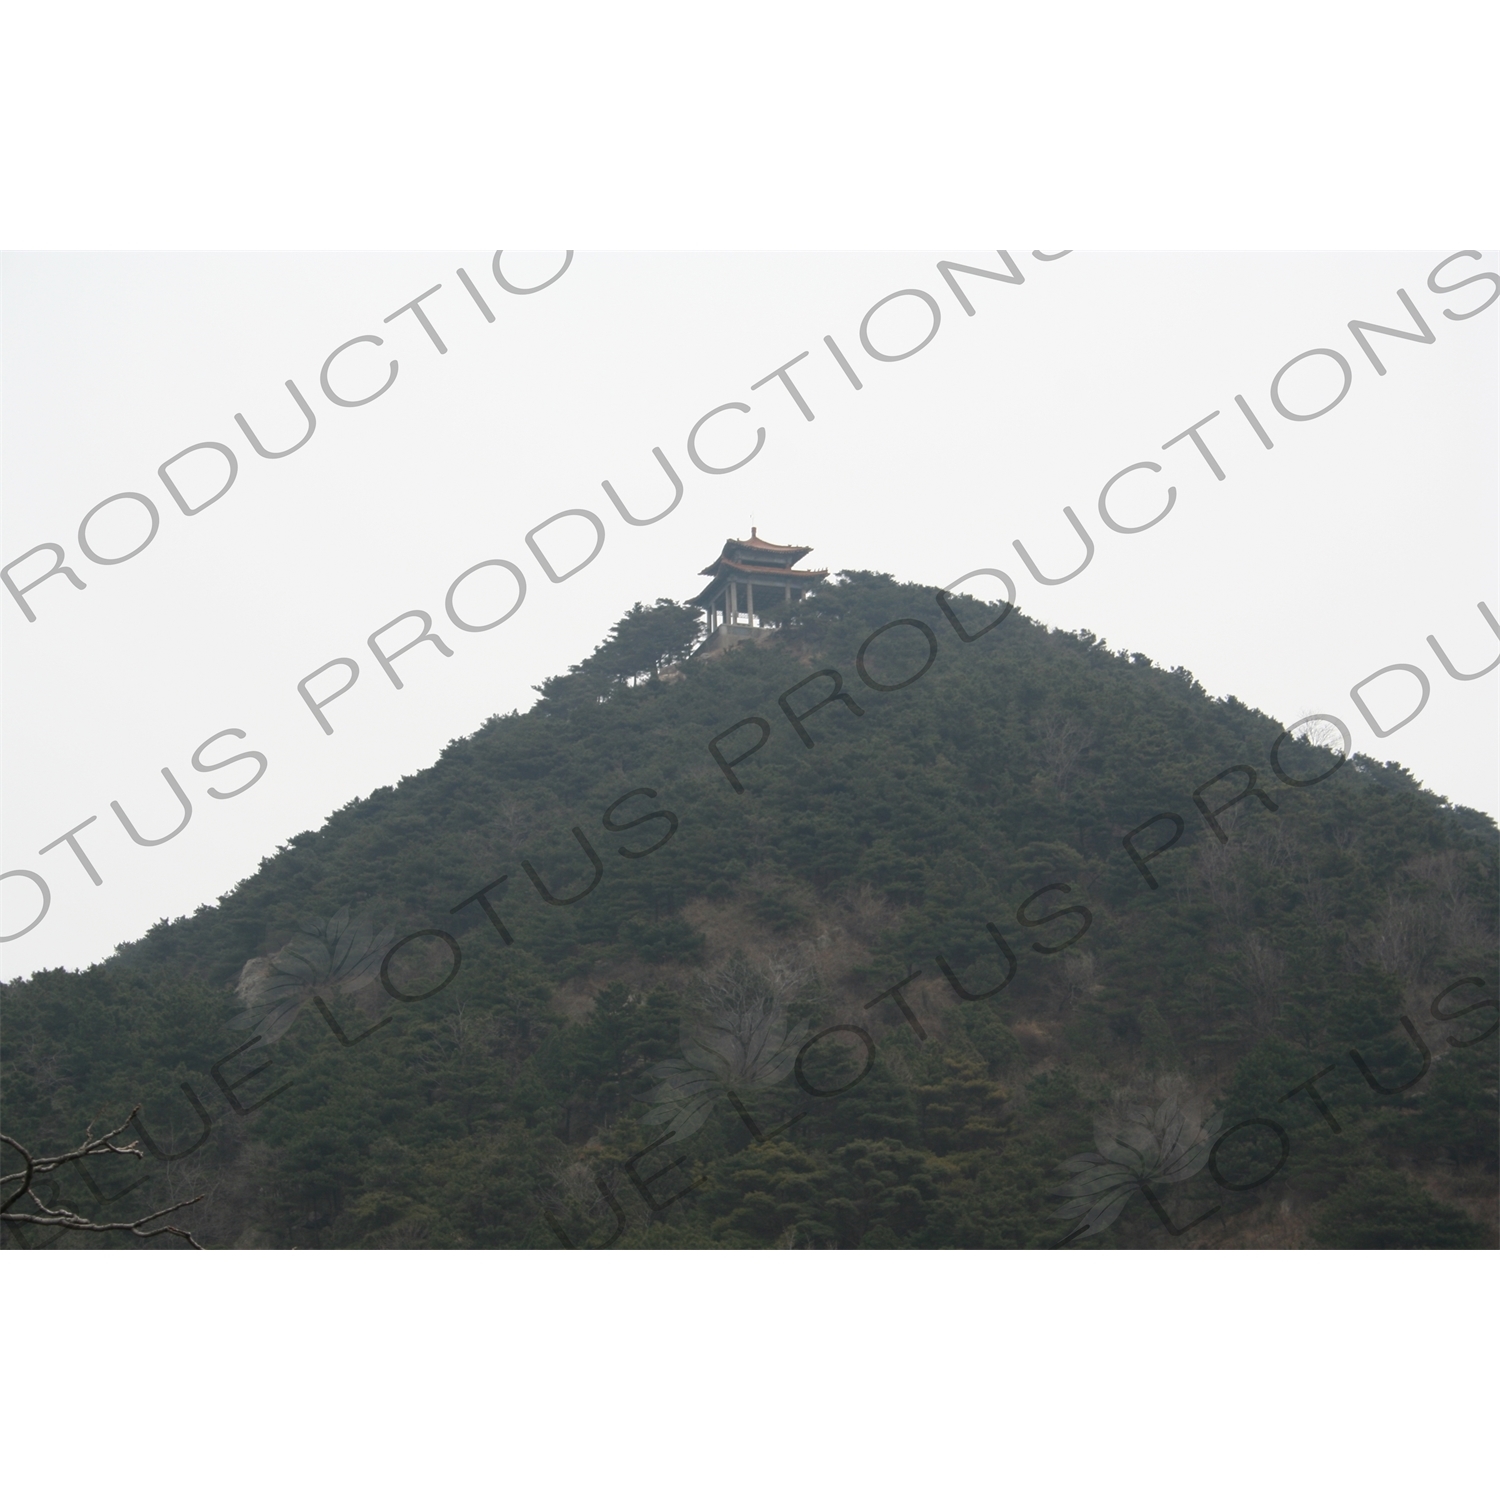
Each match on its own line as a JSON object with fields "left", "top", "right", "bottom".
{"left": 3, "top": 250, "right": 1496, "bottom": 978}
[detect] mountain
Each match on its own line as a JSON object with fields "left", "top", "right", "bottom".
{"left": 3, "top": 572, "right": 1495, "bottom": 1249}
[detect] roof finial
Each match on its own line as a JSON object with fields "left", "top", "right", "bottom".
{"left": 751, "top": 525, "right": 757, "bottom": 538}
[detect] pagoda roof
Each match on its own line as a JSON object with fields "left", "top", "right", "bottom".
{"left": 696, "top": 556, "right": 827, "bottom": 580}
{"left": 708, "top": 530, "right": 815, "bottom": 565}
{"left": 688, "top": 557, "right": 828, "bottom": 607}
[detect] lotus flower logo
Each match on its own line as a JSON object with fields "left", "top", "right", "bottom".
{"left": 639, "top": 954, "right": 810, "bottom": 1144}
{"left": 1052, "top": 1094, "right": 1222, "bottom": 1242}
{"left": 231, "top": 908, "right": 392, "bottom": 1045}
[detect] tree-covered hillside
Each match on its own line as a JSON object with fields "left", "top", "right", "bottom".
{"left": 3, "top": 573, "right": 1496, "bottom": 1249}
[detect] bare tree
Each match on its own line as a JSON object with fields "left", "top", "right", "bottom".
{"left": 639, "top": 952, "right": 812, "bottom": 1143}
{"left": 2, "top": 1115, "right": 204, "bottom": 1249}
{"left": 1240, "top": 932, "right": 1287, "bottom": 1030}
{"left": 1294, "top": 714, "right": 1347, "bottom": 755}
{"left": 1036, "top": 711, "right": 1094, "bottom": 796}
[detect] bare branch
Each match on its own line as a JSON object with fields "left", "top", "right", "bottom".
{"left": 1, "top": 1113, "right": 206, "bottom": 1249}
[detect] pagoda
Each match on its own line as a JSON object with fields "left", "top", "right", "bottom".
{"left": 690, "top": 529, "right": 827, "bottom": 651}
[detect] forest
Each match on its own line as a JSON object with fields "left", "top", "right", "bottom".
{"left": 3, "top": 571, "right": 1496, "bottom": 1249}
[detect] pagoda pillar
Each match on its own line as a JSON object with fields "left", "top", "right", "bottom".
{"left": 747, "top": 580, "right": 755, "bottom": 626}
